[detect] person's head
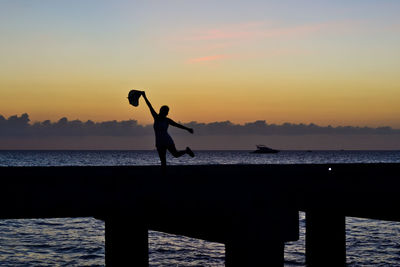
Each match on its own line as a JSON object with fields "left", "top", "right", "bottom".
{"left": 159, "top": 105, "right": 169, "bottom": 117}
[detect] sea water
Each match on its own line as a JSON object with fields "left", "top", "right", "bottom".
{"left": 0, "top": 150, "right": 400, "bottom": 266}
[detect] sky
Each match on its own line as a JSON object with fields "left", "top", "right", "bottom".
{"left": 1, "top": 0, "right": 400, "bottom": 128}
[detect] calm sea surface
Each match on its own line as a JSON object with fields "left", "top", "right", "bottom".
{"left": 1, "top": 150, "right": 400, "bottom": 266}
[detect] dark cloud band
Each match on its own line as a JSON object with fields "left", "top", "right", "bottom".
{"left": 0, "top": 114, "right": 398, "bottom": 137}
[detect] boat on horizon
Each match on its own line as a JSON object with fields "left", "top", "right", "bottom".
{"left": 250, "top": 145, "right": 279, "bottom": 154}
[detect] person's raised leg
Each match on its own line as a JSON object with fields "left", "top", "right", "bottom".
{"left": 168, "top": 144, "right": 187, "bottom": 158}
{"left": 185, "top": 147, "right": 194, "bottom": 157}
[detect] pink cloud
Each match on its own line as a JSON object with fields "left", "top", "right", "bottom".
{"left": 187, "top": 54, "right": 230, "bottom": 63}
{"left": 384, "top": 23, "right": 400, "bottom": 32}
{"left": 186, "top": 48, "right": 309, "bottom": 64}
{"left": 185, "top": 20, "right": 361, "bottom": 42}
{"left": 185, "top": 21, "right": 266, "bottom": 41}
{"left": 166, "top": 20, "right": 363, "bottom": 64}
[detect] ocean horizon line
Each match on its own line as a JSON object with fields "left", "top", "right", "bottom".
{"left": 1, "top": 149, "right": 399, "bottom": 152}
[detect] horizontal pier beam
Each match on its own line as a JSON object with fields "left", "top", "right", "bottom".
{"left": 1, "top": 163, "right": 400, "bottom": 266}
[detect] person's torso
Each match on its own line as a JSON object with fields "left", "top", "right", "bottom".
{"left": 153, "top": 117, "right": 173, "bottom": 146}
{"left": 153, "top": 117, "right": 169, "bottom": 134}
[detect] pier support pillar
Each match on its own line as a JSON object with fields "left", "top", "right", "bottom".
{"left": 105, "top": 217, "right": 148, "bottom": 267}
{"left": 306, "top": 211, "right": 346, "bottom": 267}
{"left": 225, "top": 240, "right": 284, "bottom": 267}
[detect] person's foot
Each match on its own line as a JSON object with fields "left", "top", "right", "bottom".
{"left": 186, "top": 147, "right": 195, "bottom": 157}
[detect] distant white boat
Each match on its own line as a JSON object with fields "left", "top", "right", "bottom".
{"left": 250, "top": 145, "right": 279, "bottom": 154}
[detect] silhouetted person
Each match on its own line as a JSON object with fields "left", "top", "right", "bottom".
{"left": 141, "top": 91, "right": 195, "bottom": 168}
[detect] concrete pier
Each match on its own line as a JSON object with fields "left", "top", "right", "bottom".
{"left": 1, "top": 163, "right": 400, "bottom": 266}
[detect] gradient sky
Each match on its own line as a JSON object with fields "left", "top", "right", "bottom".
{"left": 1, "top": 0, "right": 399, "bottom": 127}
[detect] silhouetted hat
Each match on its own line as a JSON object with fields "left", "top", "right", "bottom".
{"left": 128, "top": 90, "right": 142, "bottom": 107}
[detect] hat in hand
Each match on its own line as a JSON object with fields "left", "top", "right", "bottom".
{"left": 128, "top": 90, "right": 142, "bottom": 107}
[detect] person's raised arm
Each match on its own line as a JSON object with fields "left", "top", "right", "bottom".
{"left": 167, "top": 118, "right": 194, "bottom": 134}
{"left": 142, "top": 91, "right": 157, "bottom": 119}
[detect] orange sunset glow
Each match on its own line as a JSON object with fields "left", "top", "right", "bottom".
{"left": 0, "top": 1, "right": 399, "bottom": 128}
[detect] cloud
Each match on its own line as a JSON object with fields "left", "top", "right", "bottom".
{"left": 0, "top": 113, "right": 152, "bottom": 137}
{"left": 1, "top": 114, "right": 399, "bottom": 137}
{"left": 170, "top": 20, "right": 361, "bottom": 63}
{"left": 187, "top": 23, "right": 314, "bottom": 41}
{"left": 183, "top": 20, "right": 360, "bottom": 42}
{"left": 175, "top": 120, "right": 399, "bottom": 136}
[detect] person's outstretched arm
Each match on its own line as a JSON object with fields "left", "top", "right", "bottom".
{"left": 168, "top": 118, "right": 194, "bottom": 134}
{"left": 142, "top": 91, "right": 157, "bottom": 119}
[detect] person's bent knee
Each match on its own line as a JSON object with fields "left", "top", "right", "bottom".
{"left": 170, "top": 151, "right": 179, "bottom": 158}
